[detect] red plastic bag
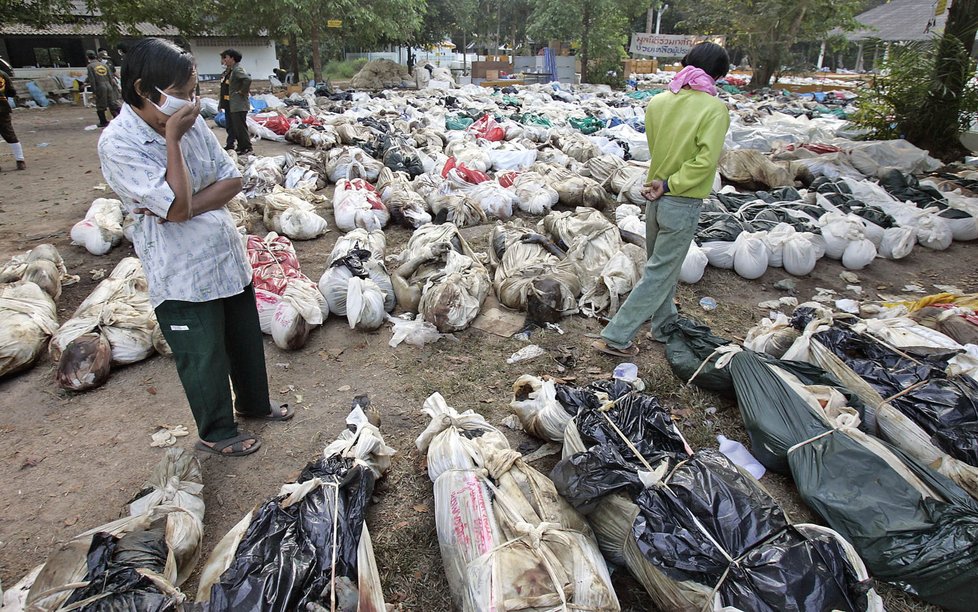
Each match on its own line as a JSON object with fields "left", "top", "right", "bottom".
{"left": 301, "top": 116, "right": 323, "bottom": 126}
{"left": 441, "top": 157, "right": 491, "bottom": 184}
{"left": 467, "top": 115, "right": 506, "bottom": 142}
{"left": 252, "top": 114, "right": 293, "bottom": 136}
{"left": 497, "top": 171, "right": 521, "bottom": 188}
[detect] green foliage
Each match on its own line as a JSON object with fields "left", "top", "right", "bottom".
{"left": 323, "top": 58, "right": 368, "bottom": 80}
{"left": 851, "top": 38, "right": 978, "bottom": 143}
{"left": 0, "top": 0, "right": 71, "bottom": 28}
{"left": 676, "top": 0, "right": 862, "bottom": 88}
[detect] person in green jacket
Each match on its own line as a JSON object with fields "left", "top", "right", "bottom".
{"left": 593, "top": 42, "right": 731, "bottom": 358}
{"left": 219, "top": 48, "right": 253, "bottom": 155}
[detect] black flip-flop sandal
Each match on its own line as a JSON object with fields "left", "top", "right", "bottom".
{"left": 235, "top": 403, "right": 294, "bottom": 422}
{"left": 195, "top": 432, "right": 261, "bottom": 457}
{"left": 591, "top": 339, "right": 640, "bottom": 358}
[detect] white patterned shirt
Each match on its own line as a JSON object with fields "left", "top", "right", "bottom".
{"left": 98, "top": 104, "right": 252, "bottom": 307}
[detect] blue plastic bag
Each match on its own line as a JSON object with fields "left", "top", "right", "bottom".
{"left": 249, "top": 96, "right": 267, "bottom": 113}
{"left": 26, "top": 81, "right": 50, "bottom": 107}
{"left": 214, "top": 111, "right": 226, "bottom": 127}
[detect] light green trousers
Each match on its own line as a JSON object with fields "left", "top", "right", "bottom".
{"left": 601, "top": 194, "right": 702, "bottom": 348}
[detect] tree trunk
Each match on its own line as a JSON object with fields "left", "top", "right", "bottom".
{"left": 310, "top": 21, "right": 323, "bottom": 83}
{"left": 913, "top": 0, "right": 978, "bottom": 160}
{"left": 580, "top": 1, "right": 591, "bottom": 83}
{"left": 289, "top": 32, "right": 300, "bottom": 84}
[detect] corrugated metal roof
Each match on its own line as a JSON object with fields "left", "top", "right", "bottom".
{"left": 846, "top": 0, "right": 947, "bottom": 42}
{"left": 0, "top": 20, "right": 177, "bottom": 36}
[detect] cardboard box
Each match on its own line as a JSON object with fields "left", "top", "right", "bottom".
{"left": 286, "top": 84, "right": 302, "bottom": 94}
{"left": 485, "top": 69, "right": 499, "bottom": 80}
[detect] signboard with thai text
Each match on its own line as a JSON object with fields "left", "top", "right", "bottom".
{"left": 629, "top": 34, "right": 726, "bottom": 58}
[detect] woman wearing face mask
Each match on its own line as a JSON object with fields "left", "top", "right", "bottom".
{"left": 97, "top": 38, "right": 292, "bottom": 457}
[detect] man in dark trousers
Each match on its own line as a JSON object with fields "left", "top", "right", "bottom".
{"left": 0, "top": 57, "right": 26, "bottom": 170}
{"left": 219, "top": 49, "right": 252, "bottom": 155}
{"left": 86, "top": 50, "right": 121, "bottom": 127}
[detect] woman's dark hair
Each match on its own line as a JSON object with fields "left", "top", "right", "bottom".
{"left": 221, "top": 48, "right": 242, "bottom": 63}
{"left": 121, "top": 38, "right": 195, "bottom": 108}
{"left": 682, "top": 42, "right": 729, "bottom": 80}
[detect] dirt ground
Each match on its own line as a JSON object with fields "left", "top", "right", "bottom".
{"left": 1, "top": 103, "right": 975, "bottom": 611}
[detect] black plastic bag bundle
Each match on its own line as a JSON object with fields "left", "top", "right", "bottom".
{"left": 727, "top": 349, "right": 978, "bottom": 611}
{"left": 812, "top": 326, "right": 978, "bottom": 466}
{"left": 663, "top": 317, "right": 735, "bottom": 396}
{"left": 204, "top": 457, "right": 373, "bottom": 612}
{"left": 63, "top": 527, "right": 178, "bottom": 612}
{"left": 550, "top": 380, "right": 878, "bottom": 612}
{"left": 696, "top": 212, "right": 753, "bottom": 242}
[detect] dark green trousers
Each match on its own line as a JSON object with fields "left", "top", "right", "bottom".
{"left": 155, "top": 284, "right": 271, "bottom": 442}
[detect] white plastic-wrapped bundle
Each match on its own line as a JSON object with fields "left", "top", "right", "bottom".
{"left": 262, "top": 187, "right": 329, "bottom": 240}
{"left": 680, "top": 242, "right": 709, "bottom": 284}
{"left": 444, "top": 142, "right": 491, "bottom": 173}
{"left": 819, "top": 212, "right": 878, "bottom": 268}
{"left": 615, "top": 203, "right": 646, "bottom": 236}
{"left": 50, "top": 258, "right": 159, "bottom": 390}
{"left": 783, "top": 232, "right": 820, "bottom": 276}
{"left": 0, "top": 280, "right": 59, "bottom": 378}
{"left": 732, "top": 231, "right": 770, "bottom": 280}
{"left": 464, "top": 181, "right": 520, "bottom": 220}
{"left": 512, "top": 172, "right": 560, "bottom": 215}
{"left": 271, "top": 281, "right": 327, "bottom": 350}
{"left": 417, "top": 392, "right": 620, "bottom": 612}
{"left": 585, "top": 154, "right": 626, "bottom": 185}
{"left": 284, "top": 165, "right": 321, "bottom": 190}
{"left": 418, "top": 250, "right": 491, "bottom": 332}
{"left": 579, "top": 244, "right": 645, "bottom": 317}
{"left": 488, "top": 144, "right": 537, "bottom": 171}
{"left": 330, "top": 228, "right": 387, "bottom": 262}
{"left": 700, "top": 240, "right": 735, "bottom": 269}
{"left": 430, "top": 193, "right": 488, "bottom": 228}
{"left": 324, "top": 146, "right": 384, "bottom": 183}
{"left": 333, "top": 178, "right": 390, "bottom": 231}
{"left": 70, "top": 198, "right": 124, "bottom": 255}
{"left": 540, "top": 207, "right": 622, "bottom": 279}
{"left": 12, "top": 449, "right": 204, "bottom": 610}
{"left": 510, "top": 375, "right": 572, "bottom": 442}
{"left": 600, "top": 124, "right": 651, "bottom": 161}
{"left": 319, "top": 241, "right": 395, "bottom": 331}
{"left": 377, "top": 169, "right": 432, "bottom": 229}
{"left": 879, "top": 226, "right": 916, "bottom": 259}
{"left": 0, "top": 243, "right": 76, "bottom": 300}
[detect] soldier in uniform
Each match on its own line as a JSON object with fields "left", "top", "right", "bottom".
{"left": 87, "top": 50, "right": 121, "bottom": 127}
{"left": 0, "top": 57, "right": 26, "bottom": 171}
{"left": 219, "top": 48, "right": 252, "bottom": 155}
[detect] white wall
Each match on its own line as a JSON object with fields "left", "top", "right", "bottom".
{"left": 188, "top": 39, "right": 278, "bottom": 81}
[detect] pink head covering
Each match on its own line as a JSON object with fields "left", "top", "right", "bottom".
{"left": 668, "top": 66, "right": 718, "bottom": 96}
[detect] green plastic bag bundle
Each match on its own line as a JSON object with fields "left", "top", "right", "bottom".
{"left": 569, "top": 116, "right": 605, "bottom": 135}
{"left": 445, "top": 115, "right": 474, "bottom": 130}
{"left": 727, "top": 349, "right": 978, "bottom": 612}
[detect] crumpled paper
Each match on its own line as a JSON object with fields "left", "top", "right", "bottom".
{"left": 150, "top": 424, "right": 190, "bottom": 447}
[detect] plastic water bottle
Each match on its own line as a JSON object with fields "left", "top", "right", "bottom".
{"left": 699, "top": 297, "right": 718, "bottom": 311}
{"left": 613, "top": 362, "right": 645, "bottom": 391}
{"left": 717, "top": 435, "right": 766, "bottom": 480}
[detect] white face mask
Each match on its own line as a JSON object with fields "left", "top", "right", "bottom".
{"left": 153, "top": 87, "right": 194, "bottom": 116}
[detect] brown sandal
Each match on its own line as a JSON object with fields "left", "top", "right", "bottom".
{"left": 195, "top": 432, "right": 261, "bottom": 457}
{"left": 591, "top": 339, "right": 640, "bottom": 358}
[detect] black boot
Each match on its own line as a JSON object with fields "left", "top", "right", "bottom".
{"left": 97, "top": 111, "right": 109, "bottom": 127}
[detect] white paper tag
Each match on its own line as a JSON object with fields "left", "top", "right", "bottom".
{"left": 170, "top": 325, "right": 190, "bottom": 331}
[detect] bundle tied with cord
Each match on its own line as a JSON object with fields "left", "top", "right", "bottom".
{"left": 415, "top": 392, "right": 620, "bottom": 611}
{"left": 722, "top": 347, "right": 978, "bottom": 611}
{"left": 195, "top": 403, "right": 395, "bottom": 611}
{"left": 515, "top": 377, "right": 881, "bottom": 612}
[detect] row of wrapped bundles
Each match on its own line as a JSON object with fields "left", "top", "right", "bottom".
{"left": 415, "top": 392, "right": 620, "bottom": 611}
{"left": 511, "top": 375, "right": 881, "bottom": 612}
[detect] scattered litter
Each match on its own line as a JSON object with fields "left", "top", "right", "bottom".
{"left": 613, "top": 361, "right": 645, "bottom": 391}
{"left": 84, "top": 125, "right": 99, "bottom": 131}
{"left": 902, "top": 284, "right": 926, "bottom": 293}
{"left": 506, "top": 344, "right": 546, "bottom": 364}
{"left": 812, "top": 287, "right": 837, "bottom": 303}
{"left": 758, "top": 296, "right": 799, "bottom": 310}
{"left": 337, "top": 385, "right": 351, "bottom": 392}
{"left": 699, "top": 296, "right": 718, "bottom": 311}
{"left": 92, "top": 183, "right": 108, "bottom": 191}
{"left": 934, "top": 284, "right": 964, "bottom": 295}
{"left": 36, "top": 143, "right": 49, "bottom": 148}
{"left": 544, "top": 322, "right": 565, "bottom": 334}
{"left": 773, "top": 278, "right": 797, "bottom": 292}
{"left": 294, "top": 394, "right": 303, "bottom": 404}
{"left": 520, "top": 441, "right": 562, "bottom": 462}
{"left": 274, "top": 362, "right": 290, "bottom": 369}
{"left": 846, "top": 285, "right": 864, "bottom": 295}
{"left": 149, "top": 424, "right": 189, "bottom": 448}
{"left": 839, "top": 271, "right": 859, "bottom": 284}
{"left": 500, "top": 414, "right": 524, "bottom": 431}
{"left": 388, "top": 313, "right": 453, "bottom": 347}
{"left": 835, "top": 299, "right": 861, "bottom": 314}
